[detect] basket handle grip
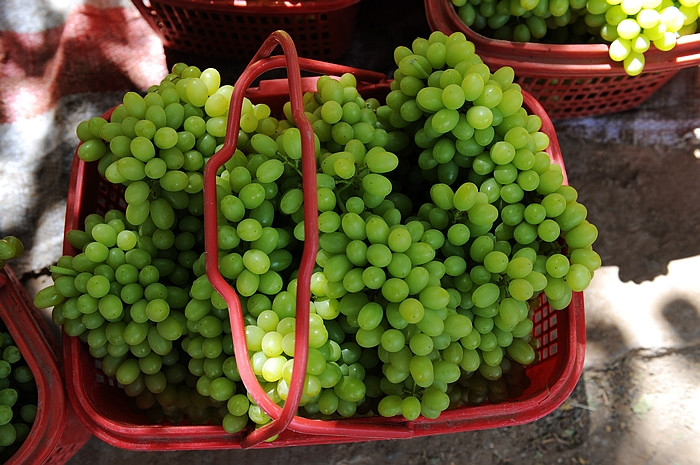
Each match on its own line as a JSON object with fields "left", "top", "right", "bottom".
{"left": 204, "top": 30, "right": 318, "bottom": 447}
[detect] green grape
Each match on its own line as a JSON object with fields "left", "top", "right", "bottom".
{"left": 541, "top": 192, "right": 567, "bottom": 217}
{"left": 0, "top": 424, "right": 16, "bottom": 447}
{"left": 523, "top": 203, "right": 547, "bottom": 224}
{"left": 409, "top": 355, "right": 434, "bottom": 388}
{"left": 550, "top": 289, "right": 574, "bottom": 310}
{"left": 631, "top": 34, "right": 651, "bottom": 53}
{"left": 468, "top": 202, "right": 499, "bottom": 226}
{"left": 546, "top": 253, "right": 570, "bottom": 278}
{"left": 563, "top": 215, "right": 598, "bottom": 247}
{"left": 466, "top": 105, "right": 493, "bottom": 130}
{"left": 609, "top": 38, "right": 632, "bottom": 61}
{"left": 570, "top": 247, "right": 602, "bottom": 272}
{"left": 123, "top": 91, "right": 147, "bottom": 119}
{"left": 537, "top": 219, "right": 561, "bottom": 242}
{"left": 566, "top": 263, "right": 592, "bottom": 291}
{"left": 556, "top": 201, "right": 588, "bottom": 231}
{"left": 545, "top": 276, "right": 569, "bottom": 301}
{"left": 398, "top": 396, "right": 420, "bottom": 420}
{"left": 624, "top": 51, "right": 646, "bottom": 76}
{"left": 507, "top": 339, "right": 536, "bottom": 365}
{"left": 637, "top": 8, "right": 661, "bottom": 28}
{"left": 77, "top": 139, "right": 108, "bottom": 162}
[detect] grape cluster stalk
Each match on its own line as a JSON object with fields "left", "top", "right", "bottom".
{"left": 451, "top": 0, "right": 700, "bottom": 75}
{"left": 35, "top": 31, "right": 600, "bottom": 435}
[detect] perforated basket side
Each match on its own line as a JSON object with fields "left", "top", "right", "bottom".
{"left": 131, "top": 0, "right": 362, "bottom": 60}
{"left": 513, "top": 73, "right": 680, "bottom": 118}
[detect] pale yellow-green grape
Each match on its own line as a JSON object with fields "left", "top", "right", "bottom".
{"left": 609, "top": 37, "right": 633, "bottom": 60}
{"left": 199, "top": 67, "right": 221, "bottom": 95}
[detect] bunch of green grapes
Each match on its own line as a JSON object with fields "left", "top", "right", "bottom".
{"left": 0, "top": 328, "right": 38, "bottom": 461}
{"left": 589, "top": 0, "right": 699, "bottom": 75}
{"left": 37, "top": 30, "right": 602, "bottom": 434}
{"left": 36, "top": 63, "right": 414, "bottom": 430}
{"left": 35, "top": 64, "right": 282, "bottom": 428}
{"left": 363, "top": 30, "right": 601, "bottom": 416}
{"left": 450, "top": 0, "right": 700, "bottom": 75}
{"left": 0, "top": 236, "right": 37, "bottom": 459}
{"left": 452, "top": 0, "right": 591, "bottom": 43}
{"left": 200, "top": 73, "right": 440, "bottom": 422}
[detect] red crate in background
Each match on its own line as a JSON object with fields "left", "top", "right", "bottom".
{"left": 131, "top": 0, "right": 362, "bottom": 61}
{"left": 425, "top": 0, "right": 700, "bottom": 118}
{"left": 61, "top": 33, "right": 586, "bottom": 449}
{"left": 0, "top": 267, "right": 91, "bottom": 464}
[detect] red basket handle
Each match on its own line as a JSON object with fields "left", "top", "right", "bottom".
{"left": 203, "top": 30, "right": 414, "bottom": 447}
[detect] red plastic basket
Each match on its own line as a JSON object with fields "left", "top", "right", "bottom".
{"left": 62, "top": 31, "right": 586, "bottom": 450}
{"left": 0, "top": 266, "right": 92, "bottom": 464}
{"left": 425, "top": 0, "right": 700, "bottom": 118}
{"left": 131, "top": 0, "right": 361, "bottom": 61}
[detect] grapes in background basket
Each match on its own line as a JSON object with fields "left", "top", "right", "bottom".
{"left": 0, "top": 325, "right": 38, "bottom": 461}
{"left": 449, "top": 0, "right": 700, "bottom": 76}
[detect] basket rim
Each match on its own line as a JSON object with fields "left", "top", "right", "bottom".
{"left": 424, "top": 0, "right": 700, "bottom": 76}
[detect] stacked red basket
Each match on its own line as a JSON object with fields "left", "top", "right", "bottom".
{"left": 131, "top": 0, "right": 362, "bottom": 61}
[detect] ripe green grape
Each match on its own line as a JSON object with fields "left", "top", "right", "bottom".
{"left": 0, "top": 323, "right": 38, "bottom": 459}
